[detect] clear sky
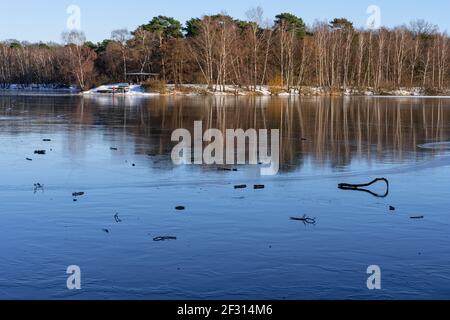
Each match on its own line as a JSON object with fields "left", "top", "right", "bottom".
{"left": 0, "top": 0, "right": 447, "bottom": 43}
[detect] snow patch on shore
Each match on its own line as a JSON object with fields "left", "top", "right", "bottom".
{"left": 83, "top": 84, "right": 158, "bottom": 96}
{"left": 82, "top": 83, "right": 450, "bottom": 98}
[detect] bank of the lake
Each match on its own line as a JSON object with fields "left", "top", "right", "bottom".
{"left": 82, "top": 83, "right": 450, "bottom": 97}
{"left": 1, "top": 83, "right": 450, "bottom": 97}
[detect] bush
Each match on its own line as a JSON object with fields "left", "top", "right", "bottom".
{"left": 268, "top": 75, "right": 285, "bottom": 95}
{"left": 424, "top": 86, "right": 441, "bottom": 96}
{"left": 330, "top": 86, "right": 343, "bottom": 96}
{"left": 172, "top": 85, "right": 209, "bottom": 95}
{"left": 142, "top": 79, "right": 167, "bottom": 94}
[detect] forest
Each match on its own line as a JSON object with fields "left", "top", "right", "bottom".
{"left": 0, "top": 9, "right": 448, "bottom": 93}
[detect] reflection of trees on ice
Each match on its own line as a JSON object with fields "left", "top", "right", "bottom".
{"left": 1, "top": 95, "right": 450, "bottom": 178}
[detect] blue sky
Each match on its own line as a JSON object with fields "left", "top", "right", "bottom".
{"left": 0, "top": 0, "right": 447, "bottom": 43}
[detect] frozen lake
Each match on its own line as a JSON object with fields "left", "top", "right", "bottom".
{"left": 0, "top": 95, "right": 449, "bottom": 299}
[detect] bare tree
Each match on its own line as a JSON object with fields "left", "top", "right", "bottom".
{"left": 111, "top": 29, "right": 131, "bottom": 81}
{"left": 62, "top": 31, "right": 96, "bottom": 90}
{"left": 246, "top": 6, "right": 264, "bottom": 91}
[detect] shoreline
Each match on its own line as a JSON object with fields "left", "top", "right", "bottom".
{"left": 1, "top": 85, "right": 450, "bottom": 98}
{"left": 80, "top": 84, "right": 450, "bottom": 97}
{"left": 3, "top": 93, "right": 450, "bottom": 99}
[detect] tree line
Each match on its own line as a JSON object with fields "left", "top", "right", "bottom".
{"left": 0, "top": 10, "right": 448, "bottom": 92}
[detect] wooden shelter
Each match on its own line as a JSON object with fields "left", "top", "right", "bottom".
{"left": 126, "top": 72, "right": 159, "bottom": 84}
